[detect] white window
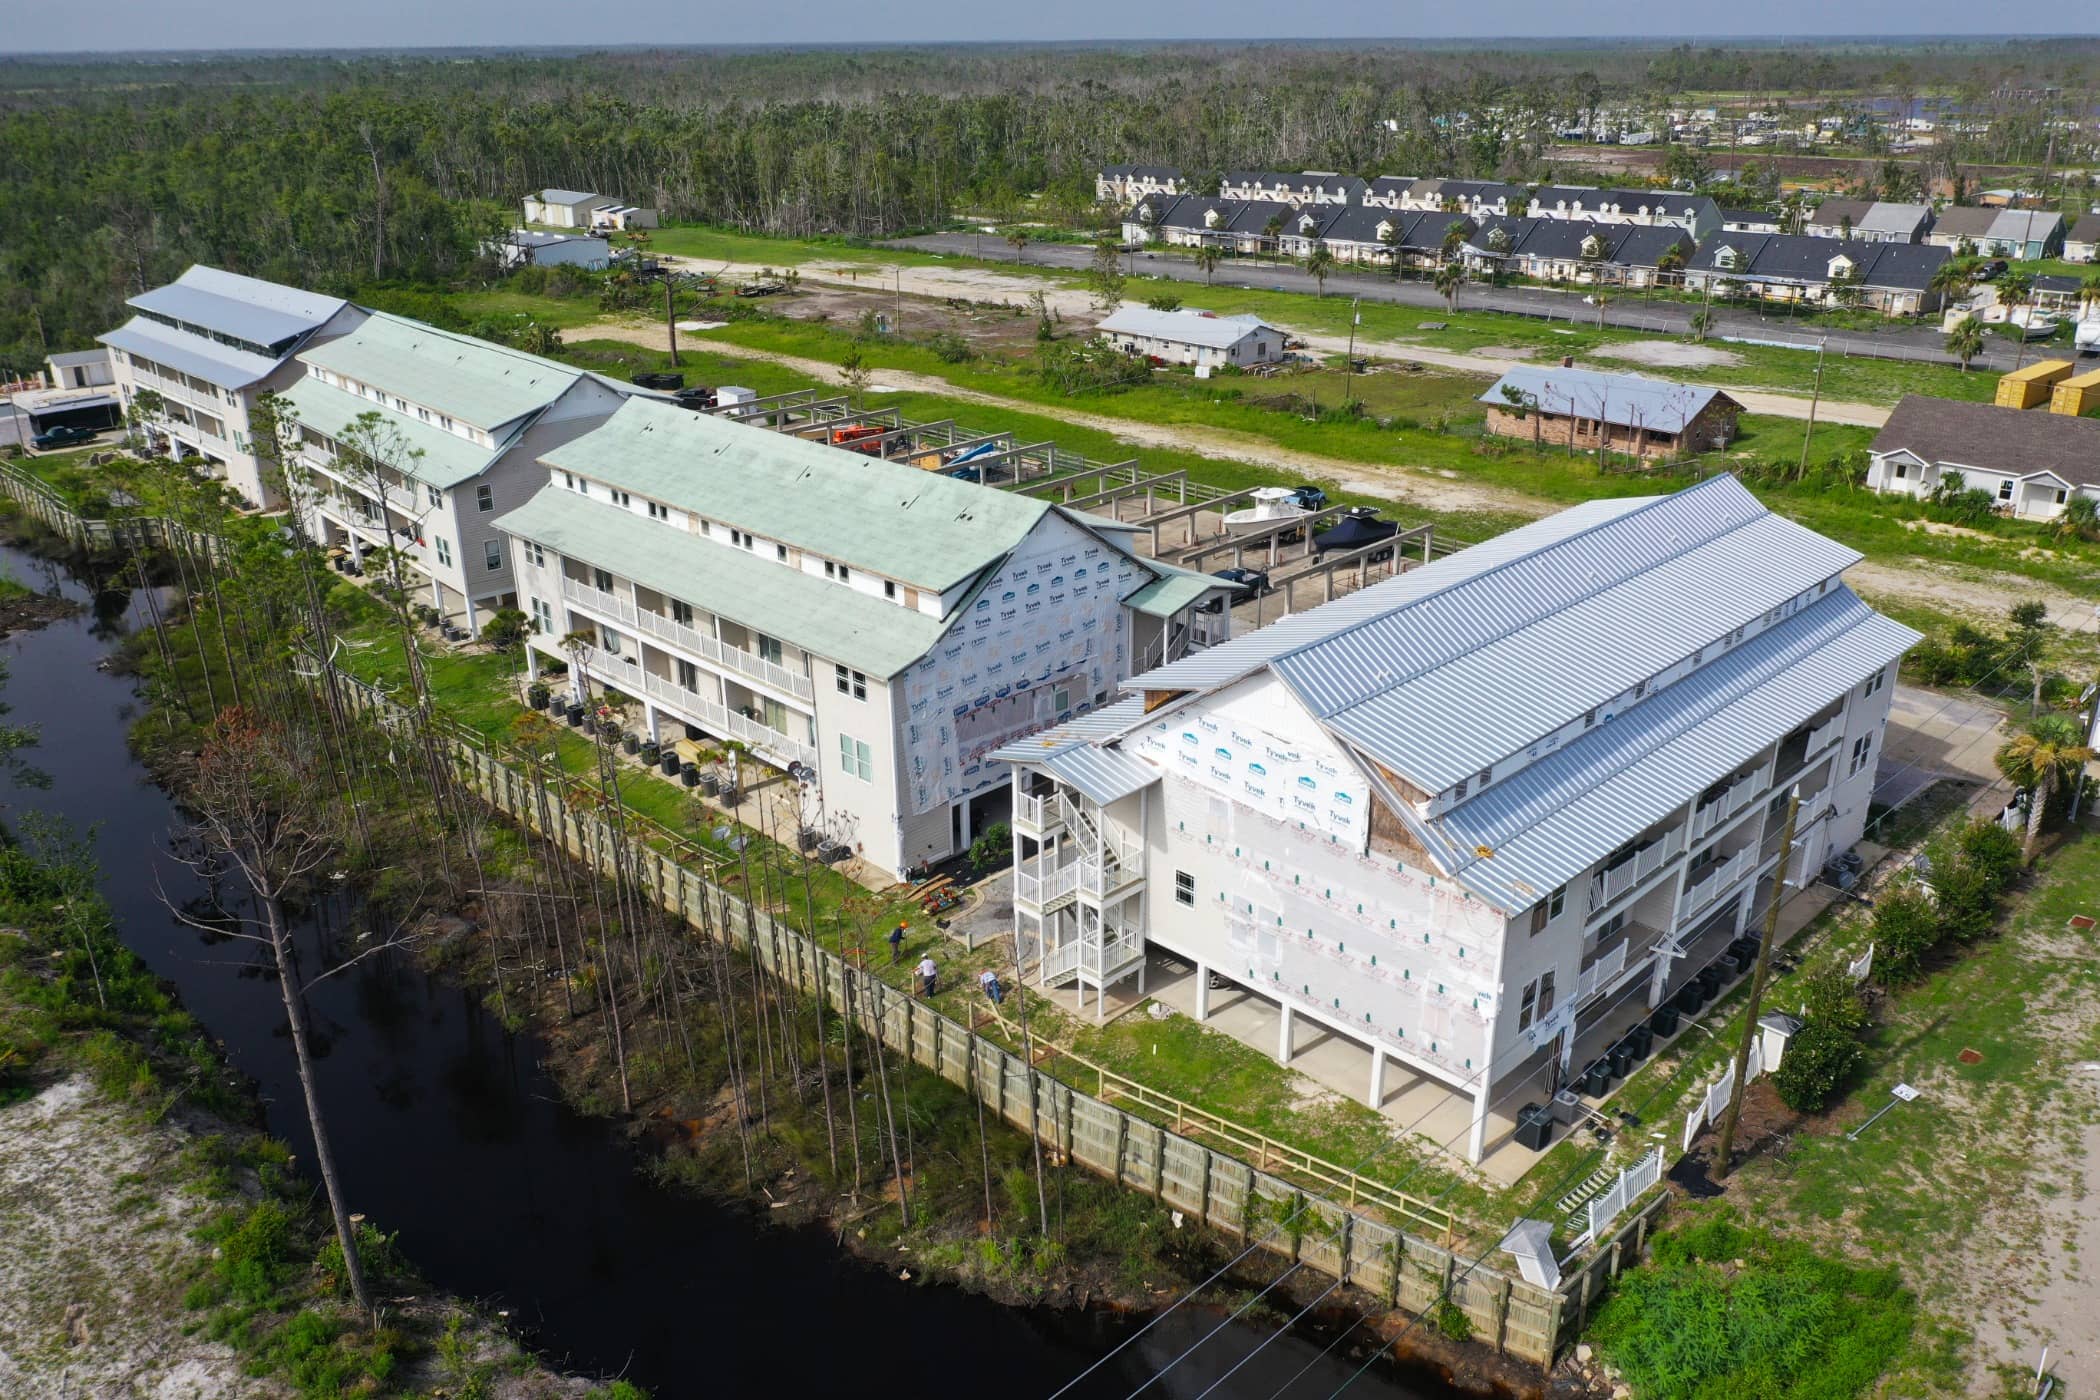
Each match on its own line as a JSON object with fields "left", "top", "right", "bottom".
{"left": 1891, "top": 462, "right": 1908, "bottom": 480}
{"left": 1517, "top": 971, "right": 1556, "bottom": 1032}
{"left": 611, "top": 489, "right": 632, "bottom": 507}
{"left": 676, "top": 658, "right": 699, "bottom": 690}
{"left": 484, "top": 539, "right": 503, "bottom": 572}
{"left": 731, "top": 528, "right": 753, "bottom": 549}
{"left": 426, "top": 484, "right": 442, "bottom": 507}
{"left": 526, "top": 541, "right": 546, "bottom": 569}
{"left": 1861, "top": 669, "right": 1884, "bottom": 700}
{"left": 600, "top": 627, "right": 621, "bottom": 656}
{"left": 647, "top": 501, "right": 668, "bottom": 520}
{"left": 824, "top": 560, "right": 851, "bottom": 583}
{"left": 776, "top": 544, "right": 789, "bottom": 562}
{"left": 1849, "top": 732, "right": 1875, "bottom": 776}
{"left": 670, "top": 599, "right": 694, "bottom": 627}
{"left": 1174, "top": 870, "right": 1195, "bottom": 906}
{"left": 837, "top": 733, "right": 874, "bottom": 781}
{"left": 1998, "top": 479, "right": 2015, "bottom": 501}
{"left": 835, "top": 664, "right": 866, "bottom": 699}
{"left": 756, "top": 634, "right": 783, "bottom": 665}
{"left": 529, "top": 597, "right": 553, "bottom": 633}
{"left": 476, "top": 484, "right": 494, "bottom": 512}
{"left": 884, "top": 579, "right": 898, "bottom": 599}
{"left": 1529, "top": 885, "right": 1566, "bottom": 934}
{"left": 593, "top": 567, "right": 613, "bottom": 592}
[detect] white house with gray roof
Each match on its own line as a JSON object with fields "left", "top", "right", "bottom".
{"left": 1096, "top": 307, "right": 1282, "bottom": 369}
{"left": 99, "top": 265, "right": 367, "bottom": 508}
{"left": 996, "top": 476, "right": 1913, "bottom": 1163}
{"left": 496, "top": 398, "right": 1237, "bottom": 877}
{"left": 280, "top": 312, "right": 646, "bottom": 631}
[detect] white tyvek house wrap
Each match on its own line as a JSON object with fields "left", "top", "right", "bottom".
{"left": 902, "top": 513, "right": 1145, "bottom": 816}
{"left": 1141, "top": 675, "right": 1504, "bottom": 1079}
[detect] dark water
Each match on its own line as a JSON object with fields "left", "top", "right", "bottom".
{"left": 0, "top": 540, "right": 1464, "bottom": 1400}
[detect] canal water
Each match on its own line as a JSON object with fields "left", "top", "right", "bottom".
{"left": 0, "top": 540, "right": 1466, "bottom": 1400}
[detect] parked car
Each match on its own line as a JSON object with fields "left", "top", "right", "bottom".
{"left": 30, "top": 424, "right": 98, "bottom": 449}
{"left": 1975, "top": 259, "right": 2009, "bottom": 281}
{"left": 1212, "top": 566, "right": 1271, "bottom": 596}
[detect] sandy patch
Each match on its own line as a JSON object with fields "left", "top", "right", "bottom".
{"left": 1463, "top": 345, "right": 1536, "bottom": 362}
{"left": 1593, "top": 339, "right": 1746, "bottom": 370}
{"left": 1905, "top": 519, "right": 2001, "bottom": 543}
{"left": 0, "top": 1076, "right": 286, "bottom": 1398}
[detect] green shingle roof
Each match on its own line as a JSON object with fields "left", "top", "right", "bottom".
{"left": 538, "top": 398, "right": 1051, "bottom": 594}
{"left": 280, "top": 376, "right": 500, "bottom": 490}
{"left": 1124, "top": 561, "right": 1232, "bottom": 618}
{"left": 495, "top": 487, "right": 950, "bottom": 677}
{"left": 299, "top": 312, "right": 581, "bottom": 429}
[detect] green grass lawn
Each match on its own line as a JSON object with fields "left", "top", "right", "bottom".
{"left": 8, "top": 444, "right": 120, "bottom": 511}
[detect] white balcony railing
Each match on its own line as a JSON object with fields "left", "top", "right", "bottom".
{"left": 1588, "top": 826, "right": 1685, "bottom": 914}
{"left": 1013, "top": 790, "right": 1062, "bottom": 836}
{"left": 580, "top": 648, "right": 819, "bottom": 771}
{"left": 1692, "top": 770, "right": 1768, "bottom": 840}
{"left": 1040, "top": 938, "right": 1083, "bottom": 983}
{"left": 1575, "top": 939, "right": 1629, "bottom": 1003}
{"left": 1016, "top": 858, "right": 1081, "bottom": 910}
{"left": 560, "top": 576, "right": 814, "bottom": 702}
{"left": 1679, "top": 847, "right": 1754, "bottom": 922}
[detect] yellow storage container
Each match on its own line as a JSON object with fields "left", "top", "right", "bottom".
{"left": 1996, "top": 358, "right": 2075, "bottom": 409}
{"left": 2048, "top": 367, "right": 2100, "bottom": 416}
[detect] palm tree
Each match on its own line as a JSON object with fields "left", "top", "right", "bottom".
{"left": 1995, "top": 715, "right": 2095, "bottom": 863}
{"left": 1928, "top": 260, "right": 1973, "bottom": 310}
{"left": 1434, "top": 261, "right": 1465, "bottom": 312}
{"left": 1194, "top": 244, "right": 1222, "bottom": 285}
{"left": 1997, "top": 269, "right": 2036, "bottom": 369}
{"left": 2054, "top": 494, "right": 2099, "bottom": 542}
{"left": 1944, "top": 314, "right": 1986, "bottom": 371}
{"left": 1305, "top": 239, "right": 1335, "bottom": 296}
{"left": 1441, "top": 219, "right": 1469, "bottom": 261}
{"left": 2081, "top": 271, "right": 2100, "bottom": 318}
{"left": 1592, "top": 288, "right": 1613, "bottom": 327}
{"left": 1004, "top": 226, "right": 1030, "bottom": 264}
{"left": 1688, "top": 307, "right": 1716, "bottom": 342}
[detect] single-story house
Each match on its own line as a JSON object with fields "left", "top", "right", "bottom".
{"left": 1525, "top": 186, "right": 1720, "bottom": 239}
{"left": 1096, "top": 164, "right": 1185, "bottom": 206}
{"left": 1401, "top": 179, "right": 1529, "bottom": 218}
{"left": 1866, "top": 395, "right": 2100, "bottom": 520}
{"left": 491, "top": 229, "right": 611, "bottom": 271}
{"left": 1096, "top": 307, "right": 1282, "bottom": 370}
{"left": 521, "top": 189, "right": 660, "bottom": 231}
{"left": 1211, "top": 199, "right": 1302, "bottom": 254}
{"left": 1279, "top": 206, "right": 1469, "bottom": 269}
{"left": 1479, "top": 365, "right": 1742, "bottom": 459}
{"left": 2065, "top": 213, "right": 2100, "bottom": 263}
{"left": 1720, "top": 207, "right": 1784, "bottom": 234}
{"left": 45, "top": 347, "right": 113, "bottom": 391}
{"left": 1461, "top": 217, "right": 1692, "bottom": 287}
{"left": 1923, "top": 207, "right": 2065, "bottom": 260}
{"left": 1123, "top": 194, "right": 1303, "bottom": 253}
{"left": 1685, "top": 233, "right": 1951, "bottom": 316}
{"left": 1802, "top": 199, "right": 1932, "bottom": 243}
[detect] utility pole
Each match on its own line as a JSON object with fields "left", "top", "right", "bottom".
{"left": 1345, "top": 298, "right": 1360, "bottom": 411}
{"left": 1797, "top": 338, "right": 1827, "bottom": 478}
{"left": 1713, "top": 786, "right": 1801, "bottom": 1181}
{"left": 894, "top": 267, "right": 903, "bottom": 336}
{"left": 664, "top": 277, "right": 681, "bottom": 369}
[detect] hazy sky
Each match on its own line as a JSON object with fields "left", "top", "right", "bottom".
{"left": 7, "top": 0, "right": 2099, "bottom": 53}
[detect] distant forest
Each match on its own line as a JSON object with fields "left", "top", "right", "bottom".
{"left": 4, "top": 41, "right": 2098, "bottom": 366}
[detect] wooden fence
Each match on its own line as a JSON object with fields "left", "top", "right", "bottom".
{"left": 325, "top": 670, "right": 1667, "bottom": 1368}
{"left": 0, "top": 459, "right": 218, "bottom": 557}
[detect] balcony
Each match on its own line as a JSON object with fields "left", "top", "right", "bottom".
{"left": 1577, "top": 919, "right": 1665, "bottom": 1004}
{"left": 560, "top": 576, "right": 814, "bottom": 703}
{"left": 1691, "top": 766, "right": 1770, "bottom": 840}
{"left": 1588, "top": 827, "right": 1686, "bottom": 915}
{"left": 1016, "top": 857, "right": 1081, "bottom": 912}
{"left": 1013, "top": 790, "right": 1064, "bottom": 838}
{"left": 581, "top": 648, "right": 819, "bottom": 771}
{"left": 1040, "top": 927, "right": 1146, "bottom": 989}
{"left": 1773, "top": 713, "right": 1845, "bottom": 782}
{"left": 1679, "top": 847, "right": 1755, "bottom": 921}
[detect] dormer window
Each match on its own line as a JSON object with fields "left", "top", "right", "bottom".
{"left": 1827, "top": 255, "right": 1854, "bottom": 278}
{"left": 1714, "top": 246, "right": 1740, "bottom": 270}
{"left": 1204, "top": 208, "right": 1221, "bottom": 228}
{"left": 1376, "top": 220, "right": 1394, "bottom": 241}
{"left": 1581, "top": 234, "right": 1604, "bottom": 257}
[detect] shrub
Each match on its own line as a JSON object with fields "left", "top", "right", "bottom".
{"left": 1953, "top": 819, "right": 2022, "bottom": 892}
{"left": 1433, "top": 1297, "right": 1474, "bottom": 1342}
{"left": 1928, "top": 855, "right": 1998, "bottom": 943}
{"left": 1773, "top": 1017, "right": 1864, "bottom": 1113}
{"left": 1868, "top": 884, "right": 1940, "bottom": 986}
{"left": 1143, "top": 292, "right": 1184, "bottom": 311}
{"left": 479, "top": 607, "right": 531, "bottom": 653}
{"left": 968, "top": 821, "right": 1012, "bottom": 874}
{"left": 1797, "top": 965, "right": 1868, "bottom": 1035}
{"left": 924, "top": 331, "right": 973, "bottom": 363}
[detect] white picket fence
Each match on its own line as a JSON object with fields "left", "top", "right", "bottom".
{"left": 1681, "top": 1038, "right": 1766, "bottom": 1153}
{"left": 1572, "top": 1147, "right": 1664, "bottom": 1249}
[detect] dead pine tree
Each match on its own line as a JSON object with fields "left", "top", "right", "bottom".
{"left": 161, "top": 708, "right": 416, "bottom": 1330}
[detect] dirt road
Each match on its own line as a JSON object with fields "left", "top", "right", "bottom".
{"left": 661, "top": 254, "right": 1889, "bottom": 425}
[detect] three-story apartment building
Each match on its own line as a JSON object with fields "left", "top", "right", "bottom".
{"left": 497, "top": 398, "right": 1235, "bottom": 876}
{"left": 997, "top": 476, "right": 1914, "bottom": 1163}
{"left": 99, "top": 265, "right": 366, "bottom": 508}
{"left": 279, "top": 312, "right": 643, "bottom": 630}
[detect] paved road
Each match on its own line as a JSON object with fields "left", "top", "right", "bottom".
{"left": 886, "top": 232, "right": 2031, "bottom": 376}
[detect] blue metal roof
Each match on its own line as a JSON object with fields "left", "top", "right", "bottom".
{"left": 98, "top": 318, "right": 281, "bottom": 391}
{"left": 1427, "top": 587, "right": 1917, "bottom": 910}
{"left": 1478, "top": 365, "right": 1733, "bottom": 436}
{"left": 128, "top": 266, "right": 347, "bottom": 351}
